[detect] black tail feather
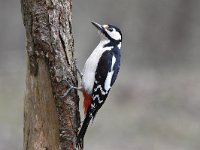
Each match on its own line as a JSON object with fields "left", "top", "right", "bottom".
{"left": 76, "top": 115, "right": 92, "bottom": 149}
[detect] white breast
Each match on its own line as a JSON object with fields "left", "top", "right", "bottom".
{"left": 82, "top": 40, "right": 113, "bottom": 94}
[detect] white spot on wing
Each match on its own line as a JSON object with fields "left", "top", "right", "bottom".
{"left": 118, "top": 42, "right": 121, "bottom": 49}
{"left": 98, "top": 99, "right": 103, "bottom": 103}
{"left": 91, "top": 103, "right": 95, "bottom": 109}
{"left": 93, "top": 95, "right": 100, "bottom": 101}
{"left": 104, "top": 56, "right": 116, "bottom": 91}
{"left": 93, "top": 95, "right": 103, "bottom": 104}
{"left": 94, "top": 85, "right": 107, "bottom": 95}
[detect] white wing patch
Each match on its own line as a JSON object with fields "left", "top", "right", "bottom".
{"left": 104, "top": 56, "right": 116, "bottom": 91}
{"left": 118, "top": 42, "right": 121, "bottom": 49}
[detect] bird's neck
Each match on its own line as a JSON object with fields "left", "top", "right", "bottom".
{"left": 99, "top": 39, "right": 110, "bottom": 46}
{"left": 99, "top": 39, "right": 121, "bottom": 49}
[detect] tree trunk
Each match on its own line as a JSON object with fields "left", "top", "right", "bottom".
{"left": 21, "top": 0, "right": 80, "bottom": 149}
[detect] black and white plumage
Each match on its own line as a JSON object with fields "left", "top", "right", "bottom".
{"left": 77, "top": 22, "right": 122, "bottom": 149}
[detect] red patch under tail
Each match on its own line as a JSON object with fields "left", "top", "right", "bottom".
{"left": 82, "top": 91, "right": 92, "bottom": 114}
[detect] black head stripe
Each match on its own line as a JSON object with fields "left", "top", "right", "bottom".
{"left": 103, "top": 40, "right": 121, "bottom": 48}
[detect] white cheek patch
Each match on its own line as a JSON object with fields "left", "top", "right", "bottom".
{"left": 107, "top": 29, "right": 121, "bottom": 41}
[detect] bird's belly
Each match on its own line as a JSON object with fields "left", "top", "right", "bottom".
{"left": 82, "top": 71, "right": 95, "bottom": 95}
{"left": 82, "top": 57, "right": 99, "bottom": 95}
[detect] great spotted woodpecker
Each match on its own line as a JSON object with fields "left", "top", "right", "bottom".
{"left": 76, "top": 22, "right": 122, "bottom": 149}
{"left": 62, "top": 21, "right": 122, "bottom": 149}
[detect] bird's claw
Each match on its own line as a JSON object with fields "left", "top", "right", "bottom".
{"left": 60, "top": 79, "right": 82, "bottom": 98}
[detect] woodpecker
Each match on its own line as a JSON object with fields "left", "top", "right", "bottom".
{"left": 74, "top": 22, "right": 122, "bottom": 149}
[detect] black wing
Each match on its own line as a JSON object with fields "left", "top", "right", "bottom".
{"left": 88, "top": 49, "right": 120, "bottom": 118}
{"left": 77, "top": 48, "right": 120, "bottom": 148}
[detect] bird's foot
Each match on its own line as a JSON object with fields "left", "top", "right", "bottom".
{"left": 60, "top": 79, "right": 82, "bottom": 98}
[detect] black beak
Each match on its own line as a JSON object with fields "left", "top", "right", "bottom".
{"left": 91, "top": 21, "right": 104, "bottom": 33}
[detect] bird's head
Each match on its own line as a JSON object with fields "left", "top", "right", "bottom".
{"left": 91, "top": 21, "right": 122, "bottom": 44}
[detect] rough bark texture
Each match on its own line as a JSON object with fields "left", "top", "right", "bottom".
{"left": 21, "top": 0, "right": 80, "bottom": 149}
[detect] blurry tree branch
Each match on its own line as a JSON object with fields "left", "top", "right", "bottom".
{"left": 21, "top": 0, "right": 80, "bottom": 149}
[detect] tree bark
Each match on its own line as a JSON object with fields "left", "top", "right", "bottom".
{"left": 21, "top": 0, "right": 80, "bottom": 149}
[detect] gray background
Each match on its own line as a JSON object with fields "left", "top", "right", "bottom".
{"left": 1, "top": 0, "right": 200, "bottom": 149}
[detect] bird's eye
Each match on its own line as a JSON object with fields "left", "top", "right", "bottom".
{"left": 108, "top": 28, "right": 113, "bottom": 32}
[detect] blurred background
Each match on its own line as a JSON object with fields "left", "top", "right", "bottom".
{"left": 1, "top": 0, "right": 200, "bottom": 149}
